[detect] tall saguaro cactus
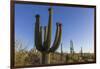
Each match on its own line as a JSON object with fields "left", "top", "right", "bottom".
{"left": 34, "top": 8, "right": 62, "bottom": 64}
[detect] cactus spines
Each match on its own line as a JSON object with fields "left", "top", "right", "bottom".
{"left": 34, "top": 8, "right": 62, "bottom": 64}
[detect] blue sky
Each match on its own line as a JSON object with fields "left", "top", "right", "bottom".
{"left": 15, "top": 3, "right": 94, "bottom": 53}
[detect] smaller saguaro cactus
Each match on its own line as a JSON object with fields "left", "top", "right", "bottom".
{"left": 60, "top": 43, "right": 63, "bottom": 61}
{"left": 80, "top": 47, "right": 83, "bottom": 58}
{"left": 70, "top": 40, "right": 74, "bottom": 55}
{"left": 34, "top": 8, "right": 62, "bottom": 64}
{"left": 70, "top": 40, "right": 74, "bottom": 60}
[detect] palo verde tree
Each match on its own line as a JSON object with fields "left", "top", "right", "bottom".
{"left": 34, "top": 8, "right": 62, "bottom": 64}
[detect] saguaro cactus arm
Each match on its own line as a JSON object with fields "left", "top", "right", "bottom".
{"left": 48, "top": 23, "right": 59, "bottom": 52}
{"left": 49, "top": 23, "right": 62, "bottom": 52}
{"left": 35, "top": 14, "right": 44, "bottom": 52}
{"left": 40, "top": 26, "right": 43, "bottom": 47}
{"left": 44, "top": 26, "right": 48, "bottom": 42}
{"left": 46, "top": 8, "right": 52, "bottom": 50}
{"left": 43, "top": 26, "right": 48, "bottom": 50}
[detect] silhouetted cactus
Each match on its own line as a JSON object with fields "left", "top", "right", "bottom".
{"left": 80, "top": 47, "right": 83, "bottom": 58}
{"left": 34, "top": 8, "right": 62, "bottom": 64}
{"left": 70, "top": 40, "right": 74, "bottom": 60}
{"left": 70, "top": 40, "right": 74, "bottom": 54}
{"left": 60, "top": 43, "right": 63, "bottom": 61}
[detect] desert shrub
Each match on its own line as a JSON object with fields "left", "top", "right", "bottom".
{"left": 25, "top": 48, "right": 41, "bottom": 65}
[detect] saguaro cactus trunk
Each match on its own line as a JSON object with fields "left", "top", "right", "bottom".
{"left": 34, "top": 8, "right": 62, "bottom": 64}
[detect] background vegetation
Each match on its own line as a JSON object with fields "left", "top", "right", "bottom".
{"left": 15, "top": 39, "right": 95, "bottom": 67}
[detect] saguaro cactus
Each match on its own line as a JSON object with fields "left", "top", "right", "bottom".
{"left": 70, "top": 40, "right": 74, "bottom": 55}
{"left": 34, "top": 8, "right": 62, "bottom": 64}
{"left": 70, "top": 40, "right": 74, "bottom": 60}
{"left": 80, "top": 47, "right": 83, "bottom": 58}
{"left": 60, "top": 43, "right": 63, "bottom": 61}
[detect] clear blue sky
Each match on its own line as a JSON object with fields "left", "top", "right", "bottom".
{"left": 15, "top": 3, "right": 94, "bottom": 53}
